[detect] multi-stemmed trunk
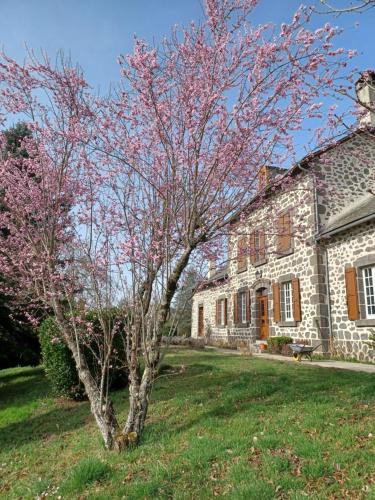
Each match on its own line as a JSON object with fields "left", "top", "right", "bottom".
{"left": 122, "top": 247, "right": 194, "bottom": 443}
{"left": 54, "top": 305, "right": 119, "bottom": 450}
{"left": 66, "top": 336, "right": 119, "bottom": 450}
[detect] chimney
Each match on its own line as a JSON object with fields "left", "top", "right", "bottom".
{"left": 258, "top": 165, "right": 269, "bottom": 192}
{"left": 355, "top": 71, "right": 375, "bottom": 127}
{"left": 207, "top": 259, "right": 216, "bottom": 279}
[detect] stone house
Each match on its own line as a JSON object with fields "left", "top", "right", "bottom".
{"left": 191, "top": 75, "right": 375, "bottom": 362}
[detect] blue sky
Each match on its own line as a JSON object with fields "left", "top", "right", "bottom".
{"left": 0, "top": 0, "right": 374, "bottom": 94}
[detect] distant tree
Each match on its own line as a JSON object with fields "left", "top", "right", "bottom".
{"left": 0, "top": 123, "right": 40, "bottom": 368}
{"left": 173, "top": 269, "right": 201, "bottom": 337}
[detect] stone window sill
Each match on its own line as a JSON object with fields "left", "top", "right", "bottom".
{"left": 355, "top": 319, "right": 375, "bottom": 327}
{"left": 278, "top": 320, "right": 298, "bottom": 327}
{"left": 253, "top": 258, "right": 267, "bottom": 268}
{"left": 234, "top": 322, "right": 250, "bottom": 328}
{"left": 276, "top": 248, "right": 294, "bottom": 259}
{"left": 237, "top": 267, "right": 247, "bottom": 274}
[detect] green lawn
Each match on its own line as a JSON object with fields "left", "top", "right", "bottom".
{"left": 0, "top": 349, "right": 374, "bottom": 499}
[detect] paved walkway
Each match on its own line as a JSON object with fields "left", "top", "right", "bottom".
{"left": 205, "top": 346, "right": 375, "bottom": 374}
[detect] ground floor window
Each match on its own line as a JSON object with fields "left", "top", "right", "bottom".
{"left": 217, "top": 298, "right": 228, "bottom": 326}
{"left": 363, "top": 266, "right": 375, "bottom": 318}
{"left": 283, "top": 281, "right": 293, "bottom": 321}
{"left": 239, "top": 291, "right": 247, "bottom": 324}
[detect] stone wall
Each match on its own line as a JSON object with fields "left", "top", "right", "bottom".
{"left": 315, "top": 132, "right": 375, "bottom": 229}
{"left": 324, "top": 220, "right": 375, "bottom": 362}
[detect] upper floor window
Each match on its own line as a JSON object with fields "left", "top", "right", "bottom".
{"left": 237, "top": 236, "right": 247, "bottom": 272}
{"left": 250, "top": 228, "right": 266, "bottom": 264}
{"left": 363, "top": 266, "right": 375, "bottom": 319}
{"left": 277, "top": 212, "right": 292, "bottom": 254}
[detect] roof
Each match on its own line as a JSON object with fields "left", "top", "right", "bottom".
{"left": 230, "top": 127, "right": 375, "bottom": 225}
{"left": 318, "top": 192, "right": 375, "bottom": 238}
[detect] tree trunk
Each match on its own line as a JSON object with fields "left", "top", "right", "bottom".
{"left": 53, "top": 304, "right": 119, "bottom": 450}
{"left": 122, "top": 246, "right": 195, "bottom": 445}
{"left": 66, "top": 335, "right": 120, "bottom": 450}
{"left": 124, "top": 365, "right": 155, "bottom": 438}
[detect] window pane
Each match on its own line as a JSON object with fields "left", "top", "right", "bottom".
{"left": 239, "top": 291, "right": 247, "bottom": 323}
{"left": 363, "top": 266, "right": 375, "bottom": 318}
{"left": 283, "top": 281, "right": 293, "bottom": 321}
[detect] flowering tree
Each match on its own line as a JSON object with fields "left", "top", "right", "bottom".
{"left": 0, "top": 0, "right": 358, "bottom": 450}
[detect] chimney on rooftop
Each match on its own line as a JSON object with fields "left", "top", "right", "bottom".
{"left": 355, "top": 71, "right": 375, "bottom": 127}
{"left": 207, "top": 259, "right": 216, "bottom": 279}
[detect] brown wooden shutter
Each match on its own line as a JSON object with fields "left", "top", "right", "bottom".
{"left": 259, "top": 228, "right": 265, "bottom": 261}
{"left": 272, "top": 282, "right": 281, "bottom": 323}
{"left": 292, "top": 277, "right": 301, "bottom": 322}
{"left": 277, "top": 213, "right": 291, "bottom": 253}
{"left": 224, "top": 298, "right": 228, "bottom": 326}
{"left": 233, "top": 293, "right": 238, "bottom": 324}
{"left": 246, "top": 290, "right": 251, "bottom": 322}
{"left": 237, "top": 236, "right": 247, "bottom": 271}
{"left": 215, "top": 300, "right": 219, "bottom": 326}
{"left": 250, "top": 231, "right": 256, "bottom": 264}
{"left": 345, "top": 267, "right": 360, "bottom": 320}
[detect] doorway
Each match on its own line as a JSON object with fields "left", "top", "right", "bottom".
{"left": 198, "top": 305, "right": 204, "bottom": 337}
{"left": 257, "top": 294, "right": 269, "bottom": 339}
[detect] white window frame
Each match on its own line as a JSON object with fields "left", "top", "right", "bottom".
{"left": 283, "top": 281, "right": 293, "bottom": 321}
{"left": 219, "top": 298, "right": 226, "bottom": 326}
{"left": 239, "top": 291, "right": 247, "bottom": 324}
{"left": 362, "top": 266, "right": 375, "bottom": 319}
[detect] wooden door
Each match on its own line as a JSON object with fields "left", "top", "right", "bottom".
{"left": 198, "top": 305, "right": 204, "bottom": 337}
{"left": 258, "top": 296, "right": 269, "bottom": 339}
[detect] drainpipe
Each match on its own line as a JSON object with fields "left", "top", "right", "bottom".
{"left": 297, "top": 162, "right": 333, "bottom": 347}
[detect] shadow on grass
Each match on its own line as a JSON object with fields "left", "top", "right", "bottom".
{"left": 0, "top": 366, "right": 44, "bottom": 385}
{"left": 146, "top": 357, "right": 375, "bottom": 442}
{"left": 0, "top": 400, "right": 90, "bottom": 452}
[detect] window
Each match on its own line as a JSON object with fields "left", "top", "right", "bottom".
{"left": 277, "top": 212, "right": 292, "bottom": 254}
{"left": 216, "top": 298, "right": 228, "bottom": 326}
{"left": 239, "top": 291, "right": 247, "bottom": 324}
{"left": 362, "top": 266, "right": 375, "bottom": 318}
{"left": 283, "top": 281, "right": 293, "bottom": 321}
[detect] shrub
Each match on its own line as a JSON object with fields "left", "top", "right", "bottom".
{"left": 38, "top": 309, "right": 128, "bottom": 400}
{"left": 38, "top": 317, "right": 84, "bottom": 399}
{"left": 268, "top": 336, "right": 293, "bottom": 355}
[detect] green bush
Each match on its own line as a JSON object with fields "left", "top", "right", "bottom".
{"left": 268, "top": 336, "right": 293, "bottom": 355}
{"left": 38, "top": 317, "right": 84, "bottom": 399}
{"left": 38, "top": 309, "right": 128, "bottom": 400}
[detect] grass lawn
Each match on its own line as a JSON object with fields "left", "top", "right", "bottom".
{"left": 0, "top": 349, "right": 374, "bottom": 499}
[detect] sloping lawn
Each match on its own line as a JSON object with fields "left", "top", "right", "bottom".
{"left": 0, "top": 349, "right": 374, "bottom": 499}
